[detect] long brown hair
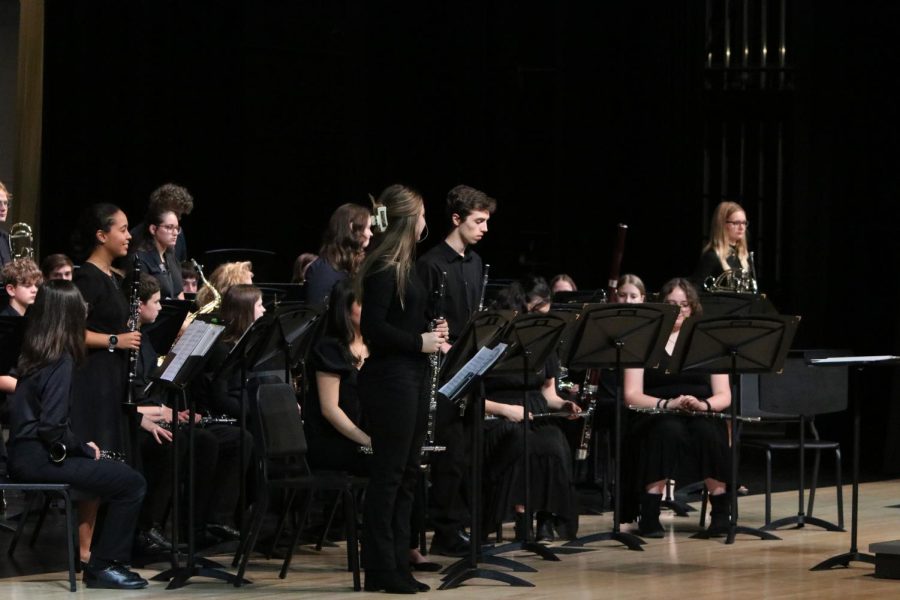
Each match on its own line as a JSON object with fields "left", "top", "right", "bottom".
{"left": 319, "top": 203, "right": 371, "bottom": 275}
{"left": 220, "top": 284, "right": 262, "bottom": 344}
{"left": 17, "top": 280, "right": 87, "bottom": 378}
{"left": 355, "top": 184, "right": 423, "bottom": 307}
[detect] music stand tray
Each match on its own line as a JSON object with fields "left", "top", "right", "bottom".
{"left": 668, "top": 313, "right": 799, "bottom": 545}
{"left": 560, "top": 303, "right": 678, "bottom": 551}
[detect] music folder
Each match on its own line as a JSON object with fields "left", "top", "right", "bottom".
{"left": 438, "top": 342, "right": 508, "bottom": 404}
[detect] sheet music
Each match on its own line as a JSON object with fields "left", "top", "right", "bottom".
{"left": 159, "top": 321, "right": 224, "bottom": 382}
{"left": 811, "top": 355, "right": 900, "bottom": 365}
{"left": 438, "top": 342, "right": 508, "bottom": 400}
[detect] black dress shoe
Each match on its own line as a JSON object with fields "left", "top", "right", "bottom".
{"left": 363, "top": 569, "right": 417, "bottom": 593}
{"left": 83, "top": 563, "right": 149, "bottom": 590}
{"left": 514, "top": 513, "right": 534, "bottom": 542}
{"left": 536, "top": 514, "right": 555, "bottom": 543}
{"left": 403, "top": 570, "right": 431, "bottom": 592}
{"left": 134, "top": 527, "right": 173, "bottom": 555}
{"left": 206, "top": 523, "right": 241, "bottom": 541}
{"left": 410, "top": 560, "right": 442, "bottom": 572}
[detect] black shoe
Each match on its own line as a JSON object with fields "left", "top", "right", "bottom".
{"left": 403, "top": 570, "right": 430, "bottom": 592}
{"left": 363, "top": 569, "right": 417, "bottom": 593}
{"left": 514, "top": 512, "right": 534, "bottom": 542}
{"left": 536, "top": 515, "right": 555, "bottom": 542}
{"left": 410, "top": 560, "right": 442, "bottom": 572}
{"left": 134, "top": 531, "right": 168, "bottom": 556}
{"left": 706, "top": 493, "right": 732, "bottom": 537}
{"left": 206, "top": 523, "right": 241, "bottom": 541}
{"left": 83, "top": 563, "right": 149, "bottom": 590}
{"left": 638, "top": 492, "right": 665, "bottom": 539}
{"left": 429, "top": 532, "right": 469, "bottom": 557}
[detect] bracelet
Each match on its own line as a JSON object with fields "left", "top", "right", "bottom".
{"left": 700, "top": 399, "right": 712, "bottom": 412}
{"left": 656, "top": 398, "right": 664, "bottom": 409}
{"left": 662, "top": 398, "right": 670, "bottom": 409}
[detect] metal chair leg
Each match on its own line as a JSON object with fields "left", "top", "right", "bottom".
{"left": 835, "top": 448, "right": 844, "bottom": 529}
{"left": 764, "top": 449, "right": 772, "bottom": 527}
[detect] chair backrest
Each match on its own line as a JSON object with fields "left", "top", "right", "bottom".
{"left": 740, "top": 349, "right": 849, "bottom": 418}
{"left": 255, "top": 382, "right": 309, "bottom": 478}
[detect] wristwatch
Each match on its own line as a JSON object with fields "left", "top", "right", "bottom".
{"left": 108, "top": 334, "right": 118, "bottom": 353}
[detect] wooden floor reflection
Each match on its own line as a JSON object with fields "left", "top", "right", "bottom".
{"left": 2, "top": 480, "right": 900, "bottom": 599}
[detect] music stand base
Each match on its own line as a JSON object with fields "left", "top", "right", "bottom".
{"left": 439, "top": 567, "right": 534, "bottom": 590}
{"left": 151, "top": 556, "right": 247, "bottom": 589}
{"left": 691, "top": 525, "right": 780, "bottom": 544}
{"left": 441, "top": 553, "right": 537, "bottom": 579}
{"left": 761, "top": 515, "right": 844, "bottom": 532}
{"left": 662, "top": 499, "right": 695, "bottom": 517}
{"left": 810, "top": 551, "right": 876, "bottom": 571}
{"left": 562, "top": 530, "right": 646, "bottom": 551}
{"left": 483, "top": 540, "right": 560, "bottom": 561}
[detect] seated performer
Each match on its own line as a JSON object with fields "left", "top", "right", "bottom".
{"left": 180, "top": 261, "right": 199, "bottom": 294}
{"left": 615, "top": 273, "right": 646, "bottom": 303}
{"left": 304, "top": 203, "right": 372, "bottom": 306}
{"left": 550, "top": 273, "right": 577, "bottom": 295}
{"left": 692, "top": 200, "right": 752, "bottom": 287}
{"left": 195, "top": 260, "right": 253, "bottom": 307}
{"left": 622, "top": 277, "right": 731, "bottom": 537}
{"left": 483, "top": 279, "right": 581, "bottom": 541}
{"left": 41, "top": 253, "right": 74, "bottom": 281}
{"left": 2, "top": 258, "right": 42, "bottom": 317}
{"left": 7, "top": 281, "right": 149, "bottom": 589}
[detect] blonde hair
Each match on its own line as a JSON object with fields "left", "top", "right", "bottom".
{"left": 196, "top": 261, "right": 253, "bottom": 306}
{"left": 355, "top": 184, "right": 423, "bottom": 307}
{"left": 703, "top": 201, "right": 749, "bottom": 272}
{"left": 616, "top": 273, "right": 646, "bottom": 299}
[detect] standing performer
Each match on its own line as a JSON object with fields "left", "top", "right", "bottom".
{"left": 7, "top": 281, "right": 148, "bottom": 589}
{"left": 133, "top": 205, "right": 185, "bottom": 300}
{"left": 692, "top": 200, "right": 751, "bottom": 286}
{"left": 356, "top": 184, "right": 447, "bottom": 593}
{"left": 415, "top": 184, "right": 495, "bottom": 557}
{"left": 71, "top": 204, "right": 143, "bottom": 565}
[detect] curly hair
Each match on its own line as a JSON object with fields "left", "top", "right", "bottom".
{"left": 319, "top": 203, "right": 371, "bottom": 275}
{"left": 149, "top": 183, "right": 194, "bottom": 216}
{"left": 3, "top": 258, "right": 43, "bottom": 288}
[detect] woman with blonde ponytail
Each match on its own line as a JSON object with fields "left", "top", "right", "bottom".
{"left": 692, "top": 200, "right": 751, "bottom": 286}
{"left": 355, "top": 184, "right": 448, "bottom": 594}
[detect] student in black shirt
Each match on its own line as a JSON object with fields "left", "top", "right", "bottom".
{"left": 415, "top": 184, "right": 496, "bottom": 556}
{"left": 2, "top": 258, "right": 42, "bottom": 317}
{"left": 356, "top": 184, "right": 448, "bottom": 593}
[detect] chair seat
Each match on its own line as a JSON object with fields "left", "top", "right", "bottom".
{"left": 743, "top": 438, "right": 840, "bottom": 451}
{"left": 0, "top": 477, "right": 72, "bottom": 492}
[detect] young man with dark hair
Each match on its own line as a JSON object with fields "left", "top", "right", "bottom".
{"left": 415, "top": 184, "right": 496, "bottom": 556}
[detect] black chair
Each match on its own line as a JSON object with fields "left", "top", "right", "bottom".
{"left": 232, "top": 382, "right": 364, "bottom": 590}
{"left": 738, "top": 350, "right": 846, "bottom": 531}
{"left": 0, "top": 476, "right": 78, "bottom": 592}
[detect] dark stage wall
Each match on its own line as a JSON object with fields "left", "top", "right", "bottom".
{"left": 37, "top": 2, "right": 900, "bottom": 471}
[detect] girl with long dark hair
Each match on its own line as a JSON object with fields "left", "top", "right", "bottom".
{"left": 7, "top": 281, "right": 148, "bottom": 589}
{"left": 305, "top": 203, "right": 373, "bottom": 306}
{"left": 355, "top": 184, "right": 447, "bottom": 593}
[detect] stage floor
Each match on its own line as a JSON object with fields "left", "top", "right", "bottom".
{"left": 2, "top": 480, "right": 899, "bottom": 599}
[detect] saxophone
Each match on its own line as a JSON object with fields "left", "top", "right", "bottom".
{"left": 575, "top": 369, "right": 600, "bottom": 461}
{"left": 422, "top": 271, "right": 447, "bottom": 454}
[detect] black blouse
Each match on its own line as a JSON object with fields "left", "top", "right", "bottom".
{"left": 75, "top": 262, "right": 129, "bottom": 334}
{"left": 304, "top": 336, "right": 362, "bottom": 441}
{"left": 360, "top": 261, "right": 427, "bottom": 360}
{"left": 643, "top": 352, "right": 713, "bottom": 401}
{"left": 8, "top": 355, "right": 94, "bottom": 459}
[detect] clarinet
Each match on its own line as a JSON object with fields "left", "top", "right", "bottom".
{"left": 124, "top": 255, "right": 141, "bottom": 408}
{"left": 477, "top": 263, "right": 490, "bottom": 312}
{"left": 422, "top": 271, "right": 448, "bottom": 454}
{"left": 575, "top": 369, "right": 600, "bottom": 460}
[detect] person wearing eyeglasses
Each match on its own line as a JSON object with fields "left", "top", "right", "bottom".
{"left": 0, "top": 180, "right": 12, "bottom": 267}
{"left": 133, "top": 206, "right": 184, "bottom": 300}
{"left": 692, "top": 200, "right": 751, "bottom": 287}
{"left": 621, "top": 277, "right": 731, "bottom": 539}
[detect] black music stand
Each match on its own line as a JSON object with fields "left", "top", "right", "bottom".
{"left": 809, "top": 355, "right": 900, "bottom": 571}
{"left": 149, "top": 320, "right": 247, "bottom": 589}
{"left": 255, "top": 283, "right": 306, "bottom": 305}
{"left": 667, "top": 314, "right": 799, "bottom": 545}
{"left": 750, "top": 350, "right": 847, "bottom": 532}
{"left": 482, "top": 311, "right": 589, "bottom": 561}
{"left": 560, "top": 303, "right": 677, "bottom": 550}
{"left": 698, "top": 292, "right": 777, "bottom": 317}
{"left": 438, "top": 311, "right": 541, "bottom": 589}
{"left": 248, "top": 304, "right": 322, "bottom": 383}
{"left": 148, "top": 301, "right": 192, "bottom": 356}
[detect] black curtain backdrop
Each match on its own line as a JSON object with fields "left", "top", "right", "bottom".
{"left": 39, "top": 1, "right": 900, "bottom": 472}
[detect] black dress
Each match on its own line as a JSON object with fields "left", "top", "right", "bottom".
{"left": 72, "top": 262, "right": 131, "bottom": 456}
{"left": 358, "top": 261, "right": 429, "bottom": 574}
{"left": 304, "top": 336, "right": 367, "bottom": 475}
{"left": 620, "top": 353, "right": 730, "bottom": 523}
{"left": 482, "top": 354, "right": 577, "bottom": 533}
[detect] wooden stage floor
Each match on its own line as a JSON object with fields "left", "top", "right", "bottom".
{"left": 3, "top": 479, "right": 900, "bottom": 599}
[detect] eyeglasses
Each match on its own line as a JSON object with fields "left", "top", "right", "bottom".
{"left": 158, "top": 224, "right": 182, "bottom": 233}
{"left": 726, "top": 220, "right": 749, "bottom": 227}
{"left": 666, "top": 300, "right": 691, "bottom": 310}
{"left": 0, "top": 200, "right": 10, "bottom": 208}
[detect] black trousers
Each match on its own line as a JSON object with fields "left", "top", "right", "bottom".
{"left": 359, "top": 356, "right": 428, "bottom": 572}
{"left": 195, "top": 423, "right": 253, "bottom": 527}
{"left": 427, "top": 394, "right": 468, "bottom": 540}
{"left": 9, "top": 443, "right": 146, "bottom": 564}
